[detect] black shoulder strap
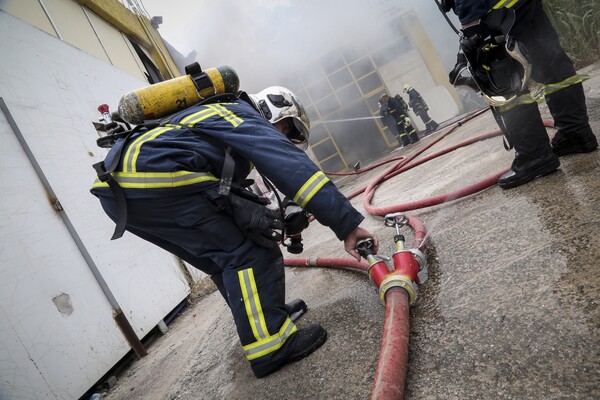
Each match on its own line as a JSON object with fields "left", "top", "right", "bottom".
{"left": 92, "top": 131, "right": 133, "bottom": 240}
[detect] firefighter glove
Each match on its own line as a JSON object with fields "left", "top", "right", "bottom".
{"left": 229, "top": 192, "right": 283, "bottom": 248}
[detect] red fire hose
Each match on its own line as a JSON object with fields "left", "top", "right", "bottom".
{"left": 283, "top": 257, "right": 369, "bottom": 272}
{"left": 371, "top": 288, "right": 410, "bottom": 399}
{"left": 285, "top": 111, "right": 556, "bottom": 399}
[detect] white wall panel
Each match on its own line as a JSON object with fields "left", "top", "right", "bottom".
{"left": 0, "top": 0, "right": 57, "bottom": 37}
{"left": 42, "top": 0, "right": 109, "bottom": 62}
{"left": 0, "top": 10, "right": 190, "bottom": 399}
{"left": 85, "top": 9, "right": 147, "bottom": 82}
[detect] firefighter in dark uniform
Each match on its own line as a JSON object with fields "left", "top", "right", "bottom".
{"left": 379, "top": 93, "right": 419, "bottom": 146}
{"left": 394, "top": 93, "right": 420, "bottom": 143}
{"left": 91, "top": 87, "right": 379, "bottom": 378}
{"left": 403, "top": 85, "right": 439, "bottom": 134}
{"left": 442, "top": 0, "right": 598, "bottom": 189}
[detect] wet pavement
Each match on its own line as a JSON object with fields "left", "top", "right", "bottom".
{"left": 102, "top": 64, "right": 600, "bottom": 400}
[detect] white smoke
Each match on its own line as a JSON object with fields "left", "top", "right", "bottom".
{"left": 143, "top": 0, "right": 459, "bottom": 92}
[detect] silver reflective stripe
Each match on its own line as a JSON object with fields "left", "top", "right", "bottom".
{"left": 240, "top": 269, "right": 268, "bottom": 340}
{"left": 181, "top": 107, "right": 217, "bottom": 125}
{"left": 123, "top": 127, "right": 173, "bottom": 173}
{"left": 92, "top": 171, "right": 218, "bottom": 189}
{"left": 208, "top": 104, "right": 244, "bottom": 127}
{"left": 244, "top": 318, "right": 297, "bottom": 360}
{"left": 293, "top": 171, "right": 330, "bottom": 208}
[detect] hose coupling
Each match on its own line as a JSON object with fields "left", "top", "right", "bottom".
{"left": 408, "top": 248, "right": 428, "bottom": 284}
{"left": 366, "top": 259, "right": 392, "bottom": 288}
{"left": 392, "top": 250, "right": 420, "bottom": 282}
{"left": 379, "top": 273, "right": 418, "bottom": 305}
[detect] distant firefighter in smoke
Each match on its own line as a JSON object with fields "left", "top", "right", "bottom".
{"left": 403, "top": 84, "right": 440, "bottom": 134}
{"left": 379, "top": 93, "right": 420, "bottom": 147}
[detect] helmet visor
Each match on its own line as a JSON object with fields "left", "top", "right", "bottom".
{"left": 290, "top": 118, "right": 309, "bottom": 150}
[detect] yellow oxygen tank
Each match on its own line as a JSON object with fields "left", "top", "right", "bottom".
{"left": 118, "top": 63, "right": 239, "bottom": 124}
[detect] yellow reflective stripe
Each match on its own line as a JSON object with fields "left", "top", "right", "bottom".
{"left": 538, "top": 74, "right": 588, "bottom": 98}
{"left": 243, "top": 317, "right": 298, "bottom": 360}
{"left": 180, "top": 107, "right": 218, "bottom": 125}
{"left": 91, "top": 171, "right": 219, "bottom": 189}
{"left": 293, "top": 171, "right": 330, "bottom": 208}
{"left": 497, "top": 93, "right": 536, "bottom": 112}
{"left": 492, "top": 0, "right": 520, "bottom": 9}
{"left": 497, "top": 74, "right": 589, "bottom": 112}
{"left": 206, "top": 104, "right": 244, "bottom": 127}
{"left": 239, "top": 268, "right": 270, "bottom": 342}
{"left": 123, "top": 127, "right": 174, "bottom": 173}
{"left": 179, "top": 104, "right": 244, "bottom": 127}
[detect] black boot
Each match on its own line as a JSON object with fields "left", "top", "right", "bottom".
{"left": 551, "top": 131, "right": 598, "bottom": 156}
{"left": 407, "top": 124, "right": 420, "bottom": 143}
{"left": 427, "top": 120, "right": 439, "bottom": 133}
{"left": 398, "top": 132, "right": 411, "bottom": 146}
{"left": 546, "top": 83, "right": 598, "bottom": 156}
{"left": 251, "top": 324, "right": 328, "bottom": 378}
{"left": 496, "top": 102, "right": 560, "bottom": 189}
{"left": 285, "top": 299, "right": 307, "bottom": 322}
{"left": 498, "top": 151, "right": 560, "bottom": 189}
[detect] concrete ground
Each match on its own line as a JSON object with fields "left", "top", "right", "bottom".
{"left": 99, "top": 63, "right": 600, "bottom": 400}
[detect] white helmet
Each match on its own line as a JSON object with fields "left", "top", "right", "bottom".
{"left": 251, "top": 86, "right": 310, "bottom": 149}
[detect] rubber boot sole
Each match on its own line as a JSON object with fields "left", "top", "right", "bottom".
{"left": 288, "top": 327, "right": 328, "bottom": 363}
{"left": 552, "top": 138, "right": 598, "bottom": 157}
{"left": 252, "top": 325, "right": 327, "bottom": 378}
{"left": 498, "top": 157, "right": 560, "bottom": 189}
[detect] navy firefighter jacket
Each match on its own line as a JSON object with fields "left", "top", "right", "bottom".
{"left": 91, "top": 98, "right": 364, "bottom": 241}
{"left": 453, "top": 0, "right": 528, "bottom": 25}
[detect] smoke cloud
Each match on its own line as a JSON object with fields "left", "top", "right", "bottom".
{"left": 144, "top": 0, "right": 458, "bottom": 92}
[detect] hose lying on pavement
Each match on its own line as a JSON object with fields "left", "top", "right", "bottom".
{"left": 285, "top": 213, "right": 427, "bottom": 400}
{"left": 285, "top": 110, "right": 556, "bottom": 400}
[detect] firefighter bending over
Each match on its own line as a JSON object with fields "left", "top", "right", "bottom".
{"left": 91, "top": 86, "right": 378, "bottom": 378}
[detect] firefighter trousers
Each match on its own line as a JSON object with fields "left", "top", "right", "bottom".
{"left": 496, "top": 0, "right": 593, "bottom": 156}
{"left": 415, "top": 109, "right": 438, "bottom": 133}
{"left": 98, "top": 186, "right": 297, "bottom": 368}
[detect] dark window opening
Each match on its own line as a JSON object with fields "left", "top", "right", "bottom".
{"left": 357, "top": 73, "right": 383, "bottom": 96}
{"left": 329, "top": 68, "right": 353, "bottom": 90}
{"left": 349, "top": 57, "right": 375, "bottom": 80}
{"left": 130, "top": 41, "right": 164, "bottom": 84}
{"left": 319, "top": 154, "right": 346, "bottom": 173}
{"left": 312, "top": 138, "right": 338, "bottom": 161}
{"left": 372, "top": 37, "right": 413, "bottom": 68}
{"left": 310, "top": 124, "right": 330, "bottom": 144}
